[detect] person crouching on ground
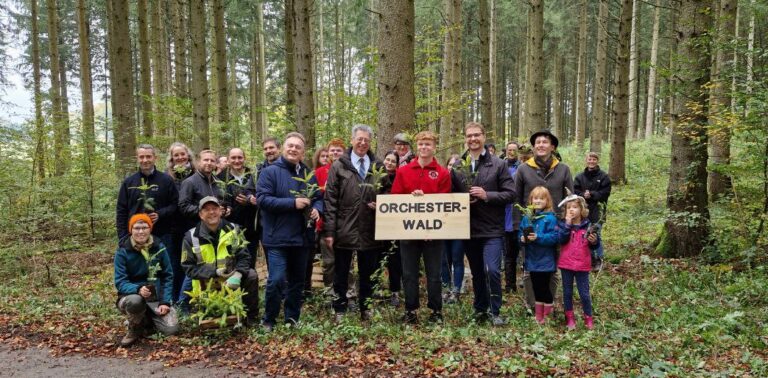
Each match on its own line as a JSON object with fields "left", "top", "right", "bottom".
{"left": 114, "top": 214, "right": 179, "bottom": 347}
{"left": 520, "top": 186, "right": 561, "bottom": 325}
{"left": 557, "top": 194, "right": 601, "bottom": 330}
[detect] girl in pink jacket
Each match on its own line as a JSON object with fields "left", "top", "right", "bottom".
{"left": 557, "top": 195, "right": 601, "bottom": 330}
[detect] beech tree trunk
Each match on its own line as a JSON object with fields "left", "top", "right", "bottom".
{"left": 189, "top": 0, "right": 209, "bottom": 152}
{"left": 660, "top": 0, "right": 712, "bottom": 258}
{"left": 292, "top": 0, "right": 315, "bottom": 149}
{"left": 609, "top": 0, "right": 633, "bottom": 184}
{"left": 376, "top": 0, "right": 415, "bottom": 157}
{"left": 591, "top": 0, "right": 609, "bottom": 153}
{"left": 708, "top": 0, "right": 737, "bottom": 199}
{"left": 77, "top": 0, "right": 95, "bottom": 161}
{"left": 109, "top": 0, "right": 137, "bottom": 178}
{"left": 138, "top": 0, "right": 153, "bottom": 138}
{"left": 627, "top": 0, "right": 639, "bottom": 140}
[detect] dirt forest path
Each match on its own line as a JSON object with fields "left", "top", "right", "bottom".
{"left": 0, "top": 345, "right": 261, "bottom": 377}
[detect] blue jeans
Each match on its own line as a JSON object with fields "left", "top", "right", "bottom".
{"left": 465, "top": 237, "right": 504, "bottom": 316}
{"left": 263, "top": 246, "right": 309, "bottom": 325}
{"left": 441, "top": 240, "right": 465, "bottom": 291}
{"left": 561, "top": 269, "right": 592, "bottom": 316}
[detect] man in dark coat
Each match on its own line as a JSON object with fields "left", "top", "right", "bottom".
{"left": 217, "top": 148, "right": 258, "bottom": 265}
{"left": 574, "top": 152, "right": 611, "bottom": 224}
{"left": 451, "top": 122, "right": 516, "bottom": 326}
{"left": 323, "top": 124, "right": 385, "bottom": 321}
{"left": 256, "top": 132, "right": 323, "bottom": 331}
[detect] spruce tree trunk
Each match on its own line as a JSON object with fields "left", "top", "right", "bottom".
{"left": 376, "top": 0, "right": 415, "bottom": 157}
{"left": 292, "top": 0, "right": 315, "bottom": 149}
{"left": 171, "top": 0, "right": 188, "bottom": 97}
{"left": 609, "top": 0, "right": 633, "bottom": 184}
{"left": 575, "top": 0, "right": 588, "bottom": 148}
{"left": 490, "top": 0, "right": 499, "bottom": 141}
{"left": 189, "top": 0, "right": 209, "bottom": 152}
{"left": 660, "top": 0, "right": 712, "bottom": 258}
{"left": 32, "top": 0, "right": 46, "bottom": 181}
{"left": 552, "top": 46, "right": 561, "bottom": 139}
{"left": 213, "top": 0, "right": 230, "bottom": 146}
{"left": 138, "top": 0, "right": 153, "bottom": 138}
{"left": 627, "top": 0, "right": 639, "bottom": 140}
{"left": 526, "top": 0, "right": 545, "bottom": 135}
{"left": 478, "top": 0, "right": 492, "bottom": 139}
{"left": 47, "top": 0, "right": 68, "bottom": 176}
{"left": 440, "top": 0, "right": 462, "bottom": 159}
{"left": 591, "top": 0, "right": 609, "bottom": 153}
{"left": 285, "top": 0, "right": 296, "bottom": 120}
{"left": 644, "top": 0, "right": 661, "bottom": 139}
{"left": 151, "top": 0, "right": 167, "bottom": 135}
{"left": 77, "top": 0, "right": 95, "bottom": 161}
{"left": 250, "top": 0, "right": 268, "bottom": 150}
{"left": 708, "top": 0, "right": 737, "bottom": 199}
{"left": 109, "top": 0, "right": 137, "bottom": 178}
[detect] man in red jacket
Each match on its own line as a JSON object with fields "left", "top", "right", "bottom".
{"left": 390, "top": 130, "right": 451, "bottom": 324}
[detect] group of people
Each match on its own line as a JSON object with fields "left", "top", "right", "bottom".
{"left": 113, "top": 123, "right": 611, "bottom": 346}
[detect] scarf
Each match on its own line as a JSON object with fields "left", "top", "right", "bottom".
{"left": 535, "top": 156, "right": 554, "bottom": 175}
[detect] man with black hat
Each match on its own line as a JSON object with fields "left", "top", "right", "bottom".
{"left": 514, "top": 129, "right": 573, "bottom": 315}
{"left": 181, "top": 196, "right": 260, "bottom": 325}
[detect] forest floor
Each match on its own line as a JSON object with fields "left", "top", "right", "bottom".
{"left": 0, "top": 138, "right": 766, "bottom": 376}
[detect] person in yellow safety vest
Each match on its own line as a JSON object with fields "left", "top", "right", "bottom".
{"left": 181, "top": 196, "right": 260, "bottom": 324}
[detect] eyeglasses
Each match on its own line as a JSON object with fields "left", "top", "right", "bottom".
{"left": 465, "top": 132, "right": 483, "bottom": 139}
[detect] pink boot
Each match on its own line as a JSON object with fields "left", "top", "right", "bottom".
{"left": 584, "top": 315, "right": 594, "bottom": 330}
{"left": 534, "top": 303, "right": 545, "bottom": 325}
{"left": 565, "top": 310, "right": 576, "bottom": 330}
{"left": 543, "top": 303, "right": 554, "bottom": 319}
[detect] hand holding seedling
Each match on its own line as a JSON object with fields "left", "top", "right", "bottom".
{"left": 469, "top": 186, "right": 487, "bottom": 201}
{"left": 587, "top": 233, "right": 598, "bottom": 245}
{"left": 309, "top": 208, "right": 319, "bottom": 221}
{"left": 235, "top": 193, "right": 248, "bottom": 204}
{"left": 139, "top": 286, "right": 151, "bottom": 298}
{"left": 295, "top": 197, "right": 311, "bottom": 209}
{"left": 521, "top": 233, "right": 537, "bottom": 242}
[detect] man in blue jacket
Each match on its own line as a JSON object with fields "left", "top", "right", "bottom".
{"left": 116, "top": 144, "right": 179, "bottom": 296}
{"left": 256, "top": 132, "right": 323, "bottom": 331}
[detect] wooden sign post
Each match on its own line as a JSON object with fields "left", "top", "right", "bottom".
{"left": 375, "top": 193, "right": 470, "bottom": 240}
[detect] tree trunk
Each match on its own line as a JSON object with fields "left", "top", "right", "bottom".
{"left": 478, "top": 0, "right": 492, "bottom": 139}
{"left": 609, "top": 0, "right": 633, "bottom": 184}
{"left": 109, "top": 0, "right": 137, "bottom": 178}
{"left": 708, "top": 0, "right": 737, "bottom": 199}
{"left": 575, "top": 0, "right": 588, "bottom": 148}
{"left": 591, "top": 0, "right": 609, "bottom": 153}
{"left": 526, "top": 0, "right": 545, "bottom": 136}
{"left": 32, "top": 0, "right": 46, "bottom": 181}
{"left": 292, "top": 0, "right": 315, "bottom": 149}
{"left": 440, "top": 0, "right": 462, "bottom": 159}
{"left": 376, "top": 0, "right": 415, "bottom": 157}
{"left": 552, "top": 46, "right": 561, "bottom": 139}
{"left": 250, "top": 0, "right": 268, "bottom": 150}
{"left": 660, "top": 0, "right": 712, "bottom": 258}
{"left": 627, "top": 0, "right": 639, "bottom": 140}
{"left": 77, "top": 0, "right": 95, "bottom": 161}
{"left": 213, "top": 0, "right": 230, "bottom": 146}
{"left": 745, "top": 0, "right": 755, "bottom": 115}
{"left": 285, "top": 0, "right": 296, "bottom": 120}
{"left": 489, "top": 0, "right": 499, "bottom": 141}
{"left": 138, "top": 0, "right": 153, "bottom": 138}
{"left": 189, "top": 0, "right": 209, "bottom": 152}
{"left": 171, "top": 0, "right": 188, "bottom": 97}
{"left": 151, "top": 0, "right": 167, "bottom": 136}
{"left": 644, "top": 0, "right": 661, "bottom": 139}
{"left": 47, "top": 0, "right": 68, "bottom": 176}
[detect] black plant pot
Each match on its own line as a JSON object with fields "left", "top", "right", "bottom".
{"left": 145, "top": 283, "right": 158, "bottom": 302}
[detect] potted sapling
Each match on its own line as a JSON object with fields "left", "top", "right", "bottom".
{"left": 142, "top": 247, "right": 166, "bottom": 302}
{"left": 451, "top": 155, "right": 478, "bottom": 194}
{"left": 290, "top": 170, "right": 320, "bottom": 228}
{"left": 515, "top": 203, "right": 543, "bottom": 242}
{"left": 187, "top": 279, "right": 248, "bottom": 329}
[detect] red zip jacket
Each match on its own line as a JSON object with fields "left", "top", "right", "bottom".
{"left": 390, "top": 157, "right": 451, "bottom": 195}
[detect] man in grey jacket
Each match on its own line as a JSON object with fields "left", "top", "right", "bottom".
{"left": 450, "top": 122, "right": 516, "bottom": 326}
{"left": 514, "top": 129, "right": 573, "bottom": 313}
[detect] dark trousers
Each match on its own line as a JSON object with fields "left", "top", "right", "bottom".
{"left": 333, "top": 248, "right": 381, "bottom": 313}
{"left": 465, "top": 237, "right": 504, "bottom": 316}
{"left": 160, "top": 233, "right": 183, "bottom": 303}
{"left": 504, "top": 231, "right": 520, "bottom": 291}
{"left": 400, "top": 240, "right": 443, "bottom": 313}
{"left": 379, "top": 241, "right": 402, "bottom": 292}
{"left": 263, "top": 246, "right": 309, "bottom": 325}
{"left": 241, "top": 269, "right": 261, "bottom": 319}
{"left": 441, "top": 240, "right": 465, "bottom": 290}
{"left": 530, "top": 271, "right": 554, "bottom": 304}
{"left": 561, "top": 269, "right": 592, "bottom": 316}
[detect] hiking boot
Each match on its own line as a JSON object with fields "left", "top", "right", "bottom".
{"left": 491, "top": 315, "right": 507, "bottom": 327}
{"left": 402, "top": 311, "right": 418, "bottom": 325}
{"left": 389, "top": 292, "right": 401, "bottom": 308}
{"left": 119, "top": 324, "right": 141, "bottom": 347}
{"left": 261, "top": 321, "right": 275, "bottom": 333}
{"left": 444, "top": 291, "right": 459, "bottom": 304}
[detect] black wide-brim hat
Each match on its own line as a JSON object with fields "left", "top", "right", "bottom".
{"left": 529, "top": 129, "right": 559, "bottom": 148}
